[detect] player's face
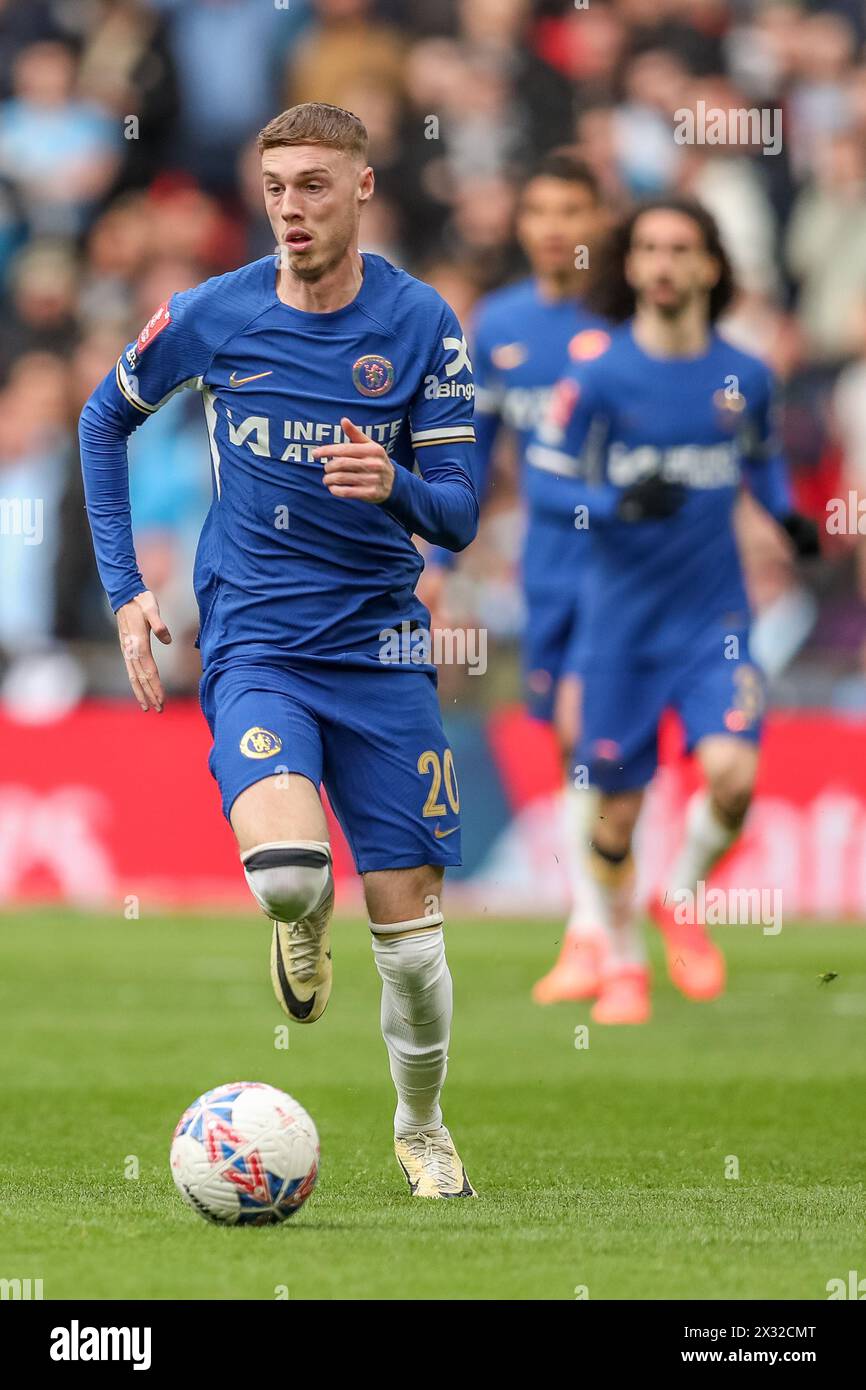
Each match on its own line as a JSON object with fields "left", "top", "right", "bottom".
{"left": 262, "top": 144, "right": 374, "bottom": 281}
{"left": 625, "top": 209, "right": 720, "bottom": 318}
{"left": 516, "top": 176, "right": 600, "bottom": 278}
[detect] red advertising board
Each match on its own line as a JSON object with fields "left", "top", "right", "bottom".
{"left": 1, "top": 701, "right": 865, "bottom": 917}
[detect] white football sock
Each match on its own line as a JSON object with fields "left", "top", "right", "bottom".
{"left": 666, "top": 792, "right": 740, "bottom": 898}
{"left": 370, "top": 915, "right": 452, "bottom": 1137}
{"left": 584, "top": 844, "right": 646, "bottom": 969}
{"left": 561, "top": 783, "right": 612, "bottom": 944}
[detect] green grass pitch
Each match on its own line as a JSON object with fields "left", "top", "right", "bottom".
{"left": 1, "top": 910, "right": 863, "bottom": 1300}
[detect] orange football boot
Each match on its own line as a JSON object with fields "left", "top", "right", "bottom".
{"left": 532, "top": 934, "right": 606, "bottom": 1004}
{"left": 590, "top": 965, "right": 651, "bottom": 1024}
{"left": 649, "top": 895, "right": 726, "bottom": 1001}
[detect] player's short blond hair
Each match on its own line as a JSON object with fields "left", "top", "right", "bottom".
{"left": 257, "top": 103, "right": 369, "bottom": 162}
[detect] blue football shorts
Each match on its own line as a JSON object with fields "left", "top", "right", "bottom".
{"left": 522, "top": 586, "right": 586, "bottom": 723}
{"left": 199, "top": 659, "right": 461, "bottom": 873}
{"left": 577, "top": 630, "right": 764, "bottom": 793}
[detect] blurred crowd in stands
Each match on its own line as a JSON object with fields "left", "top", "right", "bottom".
{"left": 2, "top": 0, "right": 866, "bottom": 715}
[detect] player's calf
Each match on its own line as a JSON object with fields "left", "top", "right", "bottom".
{"left": 370, "top": 910, "right": 451, "bottom": 1137}
{"left": 698, "top": 735, "right": 759, "bottom": 829}
{"left": 651, "top": 738, "right": 758, "bottom": 1003}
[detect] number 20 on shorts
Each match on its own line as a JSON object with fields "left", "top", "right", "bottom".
{"left": 417, "top": 749, "right": 460, "bottom": 818}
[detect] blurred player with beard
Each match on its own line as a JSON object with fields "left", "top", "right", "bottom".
{"left": 80, "top": 104, "right": 480, "bottom": 1197}
{"left": 528, "top": 198, "right": 818, "bottom": 1023}
{"left": 422, "top": 149, "right": 616, "bottom": 1006}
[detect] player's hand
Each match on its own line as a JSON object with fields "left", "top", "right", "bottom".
{"left": 617, "top": 475, "right": 687, "bottom": 522}
{"left": 116, "top": 590, "right": 172, "bottom": 713}
{"left": 316, "top": 417, "right": 395, "bottom": 503}
{"left": 781, "top": 511, "right": 821, "bottom": 558}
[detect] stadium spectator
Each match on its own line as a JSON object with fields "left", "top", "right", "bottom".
{"left": 676, "top": 74, "right": 781, "bottom": 299}
{"left": 786, "top": 129, "right": 866, "bottom": 365}
{"left": 613, "top": 47, "right": 687, "bottom": 195}
{"left": 0, "top": 351, "right": 68, "bottom": 650}
{"left": 153, "top": 0, "right": 311, "bottom": 190}
{"left": 0, "top": 239, "right": 79, "bottom": 384}
{"left": 0, "top": 40, "right": 120, "bottom": 237}
{"left": 75, "top": 0, "right": 180, "bottom": 194}
{"left": 285, "top": 0, "right": 406, "bottom": 109}
{"left": 457, "top": 0, "right": 575, "bottom": 160}
{"left": 0, "top": 0, "right": 64, "bottom": 101}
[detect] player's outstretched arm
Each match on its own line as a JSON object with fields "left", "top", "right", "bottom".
{"left": 116, "top": 590, "right": 172, "bottom": 713}
{"left": 425, "top": 407, "right": 500, "bottom": 571}
{"left": 526, "top": 369, "right": 620, "bottom": 526}
{"left": 740, "top": 366, "right": 821, "bottom": 557}
{"left": 80, "top": 380, "right": 173, "bottom": 712}
{"left": 80, "top": 290, "right": 211, "bottom": 710}
{"left": 385, "top": 440, "right": 478, "bottom": 551}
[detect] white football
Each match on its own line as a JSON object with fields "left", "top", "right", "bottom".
{"left": 170, "top": 1081, "right": 319, "bottom": 1225}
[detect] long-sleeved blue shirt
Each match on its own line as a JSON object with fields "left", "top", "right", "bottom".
{"left": 79, "top": 252, "right": 478, "bottom": 671}
{"left": 526, "top": 323, "right": 794, "bottom": 661}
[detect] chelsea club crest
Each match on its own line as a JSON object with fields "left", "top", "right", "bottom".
{"left": 240, "top": 727, "right": 283, "bottom": 759}
{"left": 352, "top": 354, "right": 395, "bottom": 397}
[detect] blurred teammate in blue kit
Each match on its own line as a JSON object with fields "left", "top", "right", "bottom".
{"left": 421, "top": 150, "right": 616, "bottom": 1003}
{"left": 528, "top": 198, "right": 819, "bottom": 1023}
{"left": 79, "top": 104, "right": 479, "bottom": 1198}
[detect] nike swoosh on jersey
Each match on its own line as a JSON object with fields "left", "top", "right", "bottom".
{"left": 434, "top": 825, "right": 460, "bottom": 839}
{"left": 228, "top": 370, "right": 274, "bottom": 387}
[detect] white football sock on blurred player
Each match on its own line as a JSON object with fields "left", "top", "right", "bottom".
{"left": 562, "top": 783, "right": 613, "bottom": 945}
{"left": 666, "top": 790, "right": 739, "bottom": 898}
{"left": 582, "top": 843, "right": 646, "bottom": 969}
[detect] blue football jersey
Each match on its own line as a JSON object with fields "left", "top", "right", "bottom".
{"left": 431, "top": 277, "right": 606, "bottom": 587}
{"left": 527, "top": 323, "right": 793, "bottom": 660}
{"left": 79, "top": 253, "right": 478, "bottom": 670}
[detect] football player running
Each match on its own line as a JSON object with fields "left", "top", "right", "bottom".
{"left": 528, "top": 197, "right": 818, "bottom": 1023}
{"left": 422, "top": 149, "right": 615, "bottom": 1006}
{"left": 80, "top": 104, "right": 479, "bottom": 1197}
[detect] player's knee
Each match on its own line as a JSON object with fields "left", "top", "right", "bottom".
{"left": 707, "top": 756, "right": 755, "bottom": 825}
{"left": 363, "top": 865, "right": 444, "bottom": 928}
{"left": 241, "top": 841, "right": 332, "bottom": 922}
